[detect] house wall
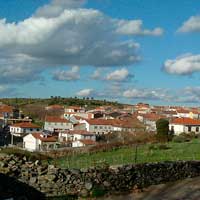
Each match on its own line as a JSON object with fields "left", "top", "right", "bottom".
{"left": 44, "top": 122, "right": 73, "bottom": 131}
{"left": 72, "top": 140, "right": 85, "bottom": 147}
{"left": 59, "top": 132, "right": 96, "bottom": 142}
{"left": 23, "top": 134, "right": 37, "bottom": 151}
{"left": 169, "top": 124, "right": 200, "bottom": 135}
{"left": 10, "top": 127, "right": 41, "bottom": 136}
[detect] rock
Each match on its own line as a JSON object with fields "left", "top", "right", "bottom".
{"left": 103, "top": 181, "right": 111, "bottom": 187}
{"left": 85, "top": 182, "right": 93, "bottom": 190}
{"left": 80, "top": 189, "right": 89, "bottom": 197}
{"left": 29, "top": 177, "right": 37, "bottom": 184}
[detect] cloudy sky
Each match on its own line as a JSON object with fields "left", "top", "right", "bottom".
{"left": 0, "top": 0, "right": 200, "bottom": 106}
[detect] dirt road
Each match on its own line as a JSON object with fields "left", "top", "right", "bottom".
{"left": 100, "top": 176, "right": 200, "bottom": 200}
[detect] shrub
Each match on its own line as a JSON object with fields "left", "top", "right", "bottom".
{"left": 148, "top": 144, "right": 170, "bottom": 151}
{"left": 157, "top": 144, "right": 171, "bottom": 150}
{"left": 156, "top": 119, "right": 169, "bottom": 143}
{"left": 91, "top": 185, "right": 106, "bottom": 197}
{"left": 172, "top": 135, "right": 190, "bottom": 143}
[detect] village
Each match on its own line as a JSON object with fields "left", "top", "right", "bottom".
{"left": 0, "top": 101, "right": 200, "bottom": 152}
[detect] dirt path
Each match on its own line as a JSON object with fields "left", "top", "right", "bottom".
{"left": 100, "top": 176, "right": 200, "bottom": 200}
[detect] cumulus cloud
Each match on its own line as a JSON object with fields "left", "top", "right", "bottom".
{"left": 0, "top": 0, "right": 163, "bottom": 86}
{"left": 123, "top": 88, "right": 171, "bottom": 101}
{"left": 0, "top": 53, "right": 44, "bottom": 83}
{"left": 53, "top": 66, "right": 80, "bottom": 81}
{"left": 76, "top": 88, "right": 94, "bottom": 97}
{"left": 105, "top": 68, "right": 133, "bottom": 81}
{"left": 163, "top": 54, "right": 200, "bottom": 75}
{"left": 177, "top": 16, "right": 200, "bottom": 33}
{"left": 116, "top": 20, "right": 163, "bottom": 36}
{"left": 90, "top": 68, "right": 104, "bottom": 80}
{"left": 35, "top": 0, "right": 87, "bottom": 18}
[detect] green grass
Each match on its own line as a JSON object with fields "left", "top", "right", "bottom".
{"left": 51, "top": 139, "right": 200, "bottom": 169}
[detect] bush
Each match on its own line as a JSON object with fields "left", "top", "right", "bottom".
{"left": 148, "top": 144, "right": 170, "bottom": 151}
{"left": 91, "top": 185, "right": 106, "bottom": 197}
{"left": 157, "top": 144, "right": 171, "bottom": 150}
{"left": 156, "top": 119, "right": 169, "bottom": 143}
{"left": 172, "top": 135, "right": 190, "bottom": 143}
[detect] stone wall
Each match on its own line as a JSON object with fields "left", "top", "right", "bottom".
{"left": 1, "top": 154, "right": 200, "bottom": 197}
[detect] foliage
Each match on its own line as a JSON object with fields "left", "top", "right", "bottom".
{"left": 51, "top": 139, "right": 200, "bottom": 169}
{"left": 91, "top": 185, "right": 107, "bottom": 197}
{"left": 148, "top": 144, "right": 170, "bottom": 150}
{"left": 156, "top": 118, "right": 169, "bottom": 142}
{"left": 172, "top": 135, "right": 191, "bottom": 143}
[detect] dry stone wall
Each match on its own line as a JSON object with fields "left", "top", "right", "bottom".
{"left": 1, "top": 154, "right": 200, "bottom": 197}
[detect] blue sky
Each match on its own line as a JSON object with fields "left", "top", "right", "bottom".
{"left": 0, "top": 0, "right": 200, "bottom": 106}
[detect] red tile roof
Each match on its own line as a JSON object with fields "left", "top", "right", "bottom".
{"left": 32, "top": 133, "right": 57, "bottom": 142}
{"left": 0, "top": 105, "right": 13, "bottom": 113}
{"left": 85, "top": 119, "right": 114, "bottom": 125}
{"left": 171, "top": 118, "right": 200, "bottom": 125}
{"left": 79, "top": 139, "right": 96, "bottom": 145}
{"left": 45, "top": 116, "right": 69, "bottom": 123}
{"left": 176, "top": 109, "right": 190, "bottom": 114}
{"left": 11, "top": 122, "right": 40, "bottom": 128}
{"left": 62, "top": 130, "right": 94, "bottom": 136}
{"left": 142, "top": 113, "right": 165, "bottom": 121}
{"left": 66, "top": 106, "right": 82, "bottom": 110}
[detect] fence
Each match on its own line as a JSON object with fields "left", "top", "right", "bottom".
{"left": 52, "top": 140, "right": 200, "bottom": 169}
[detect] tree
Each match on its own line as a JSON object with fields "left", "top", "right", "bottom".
{"left": 156, "top": 118, "right": 169, "bottom": 142}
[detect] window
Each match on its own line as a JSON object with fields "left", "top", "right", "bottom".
{"left": 100, "top": 126, "right": 103, "bottom": 129}
{"left": 55, "top": 123, "right": 57, "bottom": 125}
{"left": 196, "top": 127, "right": 199, "bottom": 132}
{"left": 188, "top": 126, "right": 191, "bottom": 132}
{"left": 30, "top": 128, "right": 33, "bottom": 131}
{"left": 94, "top": 126, "right": 98, "bottom": 129}
{"left": 37, "top": 129, "right": 40, "bottom": 131}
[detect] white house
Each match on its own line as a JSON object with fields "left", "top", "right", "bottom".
{"left": 65, "top": 106, "right": 85, "bottom": 113}
{"left": 80, "top": 119, "right": 114, "bottom": 135}
{"left": 44, "top": 116, "right": 73, "bottom": 132}
{"left": 59, "top": 130, "right": 96, "bottom": 142}
{"left": 169, "top": 118, "right": 200, "bottom": 135}
{"left": 10, "top": 122, "right": 41, "bottom": 137}
{"left": 23, "top": 133, "right": 58, "bottom": 151}
{"left": 176, "top": 109, "right": 191, "bottom": 118}
{"left": 59, "top": 130, "right": 96, "bottom": 147}
{"left": 72, "top": 139, "right": 96, "bottom": 147}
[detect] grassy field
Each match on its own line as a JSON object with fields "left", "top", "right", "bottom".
{"left": 51, "top": 139, "right": 200, "bottom": 169}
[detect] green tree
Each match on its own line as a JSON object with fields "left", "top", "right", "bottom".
{"left": 156, "top": 118, "right": 169, "bottom": 142}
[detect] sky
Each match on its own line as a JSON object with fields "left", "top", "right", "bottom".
{"left": 0, "top": 0, "right": 200, "bottom": 106}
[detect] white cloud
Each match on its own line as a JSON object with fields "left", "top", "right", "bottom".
{"left": 116, "top": 19, "right": 164, "bottom": 36}
{"left": 91, "top": 68, "right": 103, "bottom": 79}
{"left": 35, "top": 0, "right": 87, "bottom": 18}
{"left": 177, "top": 16, "right": 200, "bottom": 33}
{"left": 53, "top": 66, "right": 80, "bottom": 81}
{"left": 105, "top": 68, "right": 133, "bottom": 81}
{"left": 0, "top": 0, "right": 163, "bottom": 86}
{"left": 123, "top": 88, "right": 170, "bottom": 101}
{"left": 0, "top": 53, "right": 44, "bottom": 83}
{"left": 164, "top": 54, "right": 200, "bottom": 75}
{"left": 76, "top": 88, "right": 94, "bottom": 97}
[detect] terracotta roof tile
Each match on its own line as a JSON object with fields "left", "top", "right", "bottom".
{"left": 45, "top": 116, "right": 69, "bottom": 123}
{"left": 171, "top": 118, "right": 200, "bottom": 125}
{"left": 11, "top": 122, "right": 40, "bottom": 128}
{"left": 32, "top": 133, "right": 57, "bottom": 142}
{"left": 79, "top": 139, "right": 96, "bottom": 145}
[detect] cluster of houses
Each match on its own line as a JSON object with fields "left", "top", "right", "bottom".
{"left": 2, "top": 102, "right": 200, "bottom": 152}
